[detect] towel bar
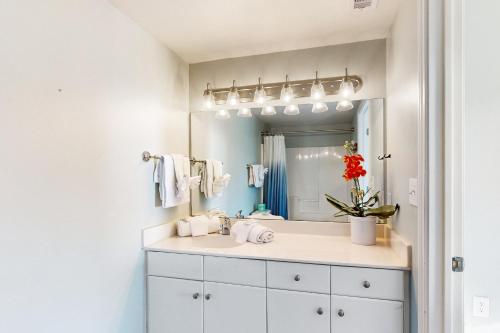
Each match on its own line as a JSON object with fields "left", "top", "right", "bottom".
{"left": 142, "top": 151, "right": 206, "bottom": 164}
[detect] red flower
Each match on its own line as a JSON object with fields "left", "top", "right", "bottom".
{"left": 342, "top": 154, "right": 367, "bottom": 181}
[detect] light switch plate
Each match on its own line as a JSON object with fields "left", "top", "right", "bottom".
{"left": 473, "top": 296, "right": 490, "bottom": 318}
{"left": 409, "top": 178, "right": 418, "bottom": 206}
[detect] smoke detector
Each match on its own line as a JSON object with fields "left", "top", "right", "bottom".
{"left": 353, "top": 0, "right": 379, "bottom": 10}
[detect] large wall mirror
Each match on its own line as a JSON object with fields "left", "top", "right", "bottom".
{"left": 190, "top": 98, "right": 386, "bottom": 222}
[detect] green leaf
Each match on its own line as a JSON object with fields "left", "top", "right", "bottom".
{"left": 364, "top": 204, "right": 400, "bottom": 219}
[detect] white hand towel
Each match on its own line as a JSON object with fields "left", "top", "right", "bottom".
{"left": 247, "top": 224, "right": 274, "bottom": 244}
{"left": 153, "top": 155, "right": 189, "bottom": 208}
{"left": 201, "top": 160, "right": 214, "bottom": 198}
{"left": 177, "top": 215, "right": 220, "bottom": 237}
{"left": 172, "top": 154, "right": 190, "bottom": 196}
{"left": 190, "top": 219, "right": 209, "bottom": 237}
{"left": 189, "top": 176, "right": 201, "bottom": 189}
{"left": 212, "top": 160, "right": 224, "bottom": 196}
{"left": 248, "top": 166, "right": 255, "bottom": 186}
{"left": 252, "top": 165, "right": 267, "bottom": 188}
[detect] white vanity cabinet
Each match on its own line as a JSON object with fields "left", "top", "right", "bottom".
{"left": 146, "top": 251, "right": 409, "bottom": 333}
{"left": 204, "top": 282, "right": 266, "bottom": 333}
{"left": 147, "top": 276, "right": 203, "bottom": 333}
{"left": 267, "top": 289, "right": 330, "bottom": 333}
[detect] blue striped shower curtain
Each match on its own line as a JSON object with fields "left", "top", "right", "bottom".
{"left": 263, "top": 135, "right": 288, "bottom": 219}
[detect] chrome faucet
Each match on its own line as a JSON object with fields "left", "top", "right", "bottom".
{"left": 235, "top": 210, "right": 244, "bottom": 220}
{"left": 219, "top": 216, "right": 231, "bottom": 235}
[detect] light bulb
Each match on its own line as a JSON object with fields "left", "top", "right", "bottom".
{"left": 261, "top": 105, "right": 276, "bottom": 116}
{"left": 226, "top": 80, "right": 240, "bottom": 107}
{"left": 237, "top": 107, "right": 252, "bottom": 118}
{"left": 310, "top": 71, "right": 325, "bottom": 100}
{"left": 336, "top": 100, "right": 353, "bottom": 112}
{"left": 253, "top": 77, "right": 267, "bottom": 104}
{"left": 202, "top": 83, "right": 215, "bottom": 110}
{"left": 312, "top": 102, "right": 328, "bottom": 113}
{"left": 280, "top": 75, "right": 294, "bottom": 104}
{"left": 284, "top": 104, "right": 300, "bottom": 116}
{"left": 215, "top": 109, "right": 231, "bottom": 120}
{"left": 339, "top": 79, "right": 355, "bottom": 99}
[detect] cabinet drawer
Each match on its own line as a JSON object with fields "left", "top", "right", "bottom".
{"left": 204, "top": 256, "right": 266, "bottom": 287}
{"left": 268, "top": 289, "right": 330, "bottom": 333}
{"left": 331, "top": 266, "right": 404, "bottom": 301}
{"left": 147, "top": 252, "right": 203, "bottom": 280}
{"left": 267, "top": 261, "right": 330, "bottom": 294}
{"left": 331, "top": 295, "right": 403, "bottom": 333}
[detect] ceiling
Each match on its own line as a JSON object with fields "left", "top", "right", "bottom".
{"left": 254, "top": 102, "right": 357, "bottom": 127}
{"left": 109, "top": 0, "right": 401, "bottom": 63}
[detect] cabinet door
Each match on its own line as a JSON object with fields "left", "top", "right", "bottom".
{"left": 147, "top": 276, "right": 203, "bottom": 333}
{"left": 204, "top": 282, "right": 266, "bottom": 333}
{"left": 331, "top": 295, "right": 403, "bottom": 333}
{"left": 267, "top": 289, "right": 330, "bottom": 333}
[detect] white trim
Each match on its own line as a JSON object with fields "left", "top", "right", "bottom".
{"left": 417, "top": 0, "right": 430, "bottom": 332}
{"left": 444, "top": 0, "right": 465, "bottom": 332}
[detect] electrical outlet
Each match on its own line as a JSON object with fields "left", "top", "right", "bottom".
{"left": 409, "top": 178, "right": 418, "bottom": 207}
{"left": 473, "top": 296, "right": 490, "bottom": 318}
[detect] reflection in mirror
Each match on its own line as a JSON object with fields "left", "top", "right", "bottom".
{"left": 190, "top": 99, "right": 385, "bottom": 222}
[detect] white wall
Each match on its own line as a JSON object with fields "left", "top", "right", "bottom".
{"left": 189, "top": 39, "right": 387, "bottom": 112}
{"left": 385, "top": 0, "right": 419, "bottom": 332}
{"left": 462, "top": 1, "right": 500, "bottom": 331}
{"left": 0, "top": 1, "right": 189, "bottom": 332}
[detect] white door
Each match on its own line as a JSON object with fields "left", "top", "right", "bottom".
{"left": 204, "top": 282, "right": 266, "bottom": 333}
{"left": 267, "top": 289, "right": 330, "bottom": 333}
{"left": 445, "top": 1, "right": 500, "bottom": 332}
{"left": 331, "top": 295, "right": 403, "bottom": 333}
{"left": 147, "top": 276, "right": 203, "bottom": 333}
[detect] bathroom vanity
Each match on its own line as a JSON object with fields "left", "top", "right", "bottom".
{"left": 143, "top": 220, "right": 411, "bottom": 333}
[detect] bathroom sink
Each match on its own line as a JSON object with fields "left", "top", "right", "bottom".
{"left": 191, "top": 235, "right": 241, "bottom": 249}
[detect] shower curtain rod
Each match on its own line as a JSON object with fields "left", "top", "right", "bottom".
{"left": 260, "top": 128, "right": 354, "bottom": 136}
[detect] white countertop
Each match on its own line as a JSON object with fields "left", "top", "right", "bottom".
{"left": 144, "top": 221, "right": 411, "bottom": 271}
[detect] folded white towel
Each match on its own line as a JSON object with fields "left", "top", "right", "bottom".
{"left": 247, "top": 224, "right": 274, "bottom": 244}
{"left": 177, "top": 215, "right": 220, "bottom": 237}
{"left": 190, "top": 219, "right": 209, "bottom": 237}
{"left": 231, "top": 219, "right": 274, "bottom": 244}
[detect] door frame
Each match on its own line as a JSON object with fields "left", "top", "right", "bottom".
{"left": 443, "top": 0, "right": 465, "bottom": 332}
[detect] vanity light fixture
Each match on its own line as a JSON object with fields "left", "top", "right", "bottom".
{"left": 237, "top": 107, "right": 252, "bottom": 118}
{"left": 261, "top": 105, "right": 276, "bottom": 116}
{"left": 310, "top": 71, "right": 326, "bottom": 100}
{"left": 215, "top": 109, "right": 231, "bottom": 120}
{"left": 336, "top": 68, "right": 355, "bottom": 112}
{"left": 226, "top": 80, "right": 240, "bottom": 107}
{"left": 284, "top": 104, "right": 300, "bottom": 116}
{"left": 280, "top": 75, "right": 294, "bottom": 104}
{"left": 202, "top": 83, "right": 216, "bottom": 110}
{"left": 312, "top": 102, "right": 329, "bottom": 113}
{"left": 253, "top": 77, "right": 267, "bottom": 104}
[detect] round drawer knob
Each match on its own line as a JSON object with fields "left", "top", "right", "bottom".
{"left": 317, "top": 308, "right": 324, "bottom": 315}
{"left": 363, "top": 280, "right": 371, "bottom": 289}
{"left": 205, "top": 294, "right": 212, "bottom": 300}
{"left": 192, "top": 293, "right": 200, "bottom": 300}
{"left": 338, "top": 309, "right": 345, "bottom": 317}
{"left": 294, "top": 274, "right": 301, "bottom": 282}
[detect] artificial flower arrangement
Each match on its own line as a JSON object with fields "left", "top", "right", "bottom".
{"left": 325, "top": 141, "right": 399, "bottom": 245}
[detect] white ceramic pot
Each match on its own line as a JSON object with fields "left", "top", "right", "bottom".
{"left": 349, "top": 216, "right": 377, "bottom": 246}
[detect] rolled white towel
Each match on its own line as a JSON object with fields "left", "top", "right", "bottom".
{"left": 247, "top": 224, "right": 274, "bottom": 244}
{"left": 231, "top": 219, "right": 274, "bottom": 244}
{"left": 230, "top": 220, "right": 258, "bottom": 244}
